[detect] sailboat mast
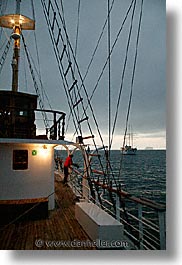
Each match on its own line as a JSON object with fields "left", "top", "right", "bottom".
{"left": 131, "top": 125, "right": 133, "bottom": 147}
{"left": 11, "top": 0, "right": 21, "bottom": 92}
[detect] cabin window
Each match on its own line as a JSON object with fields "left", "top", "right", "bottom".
{"left": 13, "top": 150, "right": 28, "bottom": 170}
{"left": 19, "top": 110, "right": 28, "bottom": 116}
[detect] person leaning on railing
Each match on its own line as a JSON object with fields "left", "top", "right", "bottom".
{"left": 63, "top": 154, "right": 79, "bottom": 184}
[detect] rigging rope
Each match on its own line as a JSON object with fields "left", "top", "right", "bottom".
{"left": 73, "top": 0, "right": 81, "bottom": 126}
{"left": 108, "top": 0, "right": 111, "bottom": 157}
{"left": 22, "top": 34, "right": 50, "bottom": 129}
{"left": 71, "top": 0, "right": 135, "bottom": 138}
{"left": 118, "top": 0, "right": 144, "bottom": 178}
{"left": 110, "top": 0, "right": 137, "bottom": 148}
{"left": 82, "top": 0, "right": 115, "bottom": 84}
{"left": 0, "top": 38, "right": 11, "bottom": 75}
{"left": 88, "top": 0, "right": 135, "bottom": 106}
{"left": 41, "top": 0, "right": 81, "bottom": 136}
{"left": 22, "top": 46, "right": 28, "bottom": 92}
{"left": 73, "top": 0, "right": 81, "bottom": 73}
{"left": 41, "top": 0, "right": 142, "bottom": 190}
{"left": 66, "top": 0, "right": 116, "bottom": 135}
{"left": 41, "top": 0, "right": 111, "bottom": 189}
{"left": 0, "top": 191, "right": 55, "bottom": 232}
{"left": 31, "top": 0, "right": 53, "bottom": 110}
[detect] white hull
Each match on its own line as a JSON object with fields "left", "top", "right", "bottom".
{"left": 121, "top": 146, "right": 137, "bottom": 155}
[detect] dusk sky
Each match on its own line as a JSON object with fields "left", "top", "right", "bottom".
{"left": 0, "top": 0, "right": 166, "bottom": 149}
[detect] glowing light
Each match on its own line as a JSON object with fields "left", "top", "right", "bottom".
{"left": 32, "top": 150, "right": 37, "bottom": 156}
{"left": 39, "top": 145, "right": 49, "bottom": 157}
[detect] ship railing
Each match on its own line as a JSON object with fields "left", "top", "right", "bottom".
{"left": 0, "top": 106, "right": 66, "bottom": 140}
{"left": 35, "top": 109, "right": 66, "bottom": 140}
{"left": 69, "top": 168, "right": 166, "bottom": 250}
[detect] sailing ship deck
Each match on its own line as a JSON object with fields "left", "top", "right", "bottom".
{"left": 0, "top": 174, "right": 95, "bottom": 250}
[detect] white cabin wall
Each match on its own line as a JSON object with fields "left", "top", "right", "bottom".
{"left": 0, "top": 143, "right": 55, "bottom": 210}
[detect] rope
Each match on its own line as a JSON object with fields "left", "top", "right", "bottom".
{"left": 41, "top": 0, "right": 81, "bottom": 136}
{"left": 22, "top": 34, "right": 50, "bottom": 129}
{"left": 73, "top": 0, "right": 81, "bottom": 73}
{"left": 72, "top": 0, "right": 135, "bottom": 138}
{"left": 22, "top": 46, "right": 28, "bottom": 92}
{"left": 82, "top": 0, "right": 115, "bottom": 84}
{"left": 0, "top": 38, "right": 11, "bottom": 75}
{"left": 108, "top": 0, "right": 111, "bottom": 157}
{"left": 73, "top": 0, "right": 81, "bottom": 124}
{"left": 0, "top": 192, "right": 55, "bottom": 232}
{"left": 88, "top": 0, "right": 135, "bottom": 106}
{"left": 66, "top": 0, "right": 115, "bottom": 135}
{"left": 31, "top": 0, "right": 35, "bottom": 21}
{"left": 118, "top": 0, "right": 144, "bottom": 178}
{"left": 42, "top": 0, "right": 120, "bottom": 187}
{"left": 110, "top": 0, "right": 136, "bottom": 148}
{"left": 31, "top": 0, "right": 53, "bottom": 110}
{"left": 56, "top": 5, "right": 111, "bottom": 187}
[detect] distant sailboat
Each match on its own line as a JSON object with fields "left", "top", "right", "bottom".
{"left": 121, "top": 125, "right": 137, "bottom": 155}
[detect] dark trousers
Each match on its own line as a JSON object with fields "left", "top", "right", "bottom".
{"left": 63, "top": 166, "right": 69, "bottom": 183}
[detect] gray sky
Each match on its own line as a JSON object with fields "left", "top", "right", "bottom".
{"left": 0, "top": 0, "right": 166, "bottom": 149}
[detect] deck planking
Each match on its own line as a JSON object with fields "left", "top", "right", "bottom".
{"left": 0, "top": 175, "right": 95, "bottom": 250}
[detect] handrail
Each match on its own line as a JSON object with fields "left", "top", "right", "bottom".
{"left": 0, "top": 106, "right": 66, "bottom": 140}
{"left": 72, "top": 168, "right": 165, "bottom": 212}
{"left": 68, "top": 168, "right": 166, "bottom": 250}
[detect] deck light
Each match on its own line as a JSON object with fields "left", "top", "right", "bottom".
{"left": 32, "top": 150, "right": 37, "bottom": 156}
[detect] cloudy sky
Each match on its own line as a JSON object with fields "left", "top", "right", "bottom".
{"left": 0, "top": 0, "right": 166, "bottom": 149}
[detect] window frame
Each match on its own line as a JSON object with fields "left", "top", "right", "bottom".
{"left": 13, "top": 149, "right": 28, "bottom": 170}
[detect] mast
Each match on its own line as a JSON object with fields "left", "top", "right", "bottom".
{"left": 16, "top": 0, "right": 21, "bottom": 14}
{"left": 129, "top": 124, "right": 131, "bottom": 146}
{"left": 0, "top": 0, "right": 35, "bottom": 92}
{"left": 11, "top": 0, "right": 21, "bottom": 92}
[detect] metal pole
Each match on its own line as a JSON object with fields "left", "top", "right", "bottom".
{"left": 16, "top": 0, "right": 21, "bottom": 14}
{"left": 82, "top": 147, "right": 90, "bottom": 201}
{"left": 138, "top": 204, "right": 144, "bottom": 249}
{"left": 158, "top": 210, "right": 166, "bottom": 250}
{"left": 116, "top": 194, "right": 120, "bottom": 221}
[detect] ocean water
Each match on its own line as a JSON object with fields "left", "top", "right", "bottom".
{"left": 110, "top": 150, "right": 166, "bottom": 204}
{"left": 56, "top": 150, "right": 166, "bottom": 205}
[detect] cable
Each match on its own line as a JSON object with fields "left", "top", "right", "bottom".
{"left": 72, "top": 0, "right": 135, "bottom": 137}
{"left": 82, "top": 0, "right": 115, "bottom": 83}
{"left": 0, "top": 192, "right": 55, "bottom": 232}
{"left": 119, "top": 0, "right": 144, "bottom": 178}
{"left": 88, "top": 0, "right": 135, "bottom": 106}
{"left": 22, "top": 46, "right": 28, "bottom": 92}
{"left": 108, "top": 0, "right": 111, "bottom": 158}
{"left": 66, "top": 0, "right": 116, "bottom": 134}
{"left": 22, "top": 34, "right": 50, "bottom": 129}
{"left": 41, "top": 0, "right": 81, "bottom": 136}
{"left": 110, "top": 0, "right": 136, "bottom": 148}
{"left": 73, "top": 0, "right": 81, "bottom": 73}
{"left": 31, "top": 1, "right": 53, "bottom": 110}
{"left": 51, "top": 0, "right": 121, "bottom": 187}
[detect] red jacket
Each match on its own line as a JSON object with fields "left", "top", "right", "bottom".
{"left": 64, "top": 156, "right": 72, "bottom": 167}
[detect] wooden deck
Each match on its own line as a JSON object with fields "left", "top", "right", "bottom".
{"left": 0, "top": 175, "right": 95, "bottom": 250}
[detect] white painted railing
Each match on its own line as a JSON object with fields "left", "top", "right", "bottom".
{"left": 56, "top": 169, "right": 166, "bottom": 250}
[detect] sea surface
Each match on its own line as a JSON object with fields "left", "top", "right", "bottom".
{"left": 110, "top": 150, "right": 166, "bottom": 204}
{"left": 56, "top": 150, "right": 166, "bottom": 205}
